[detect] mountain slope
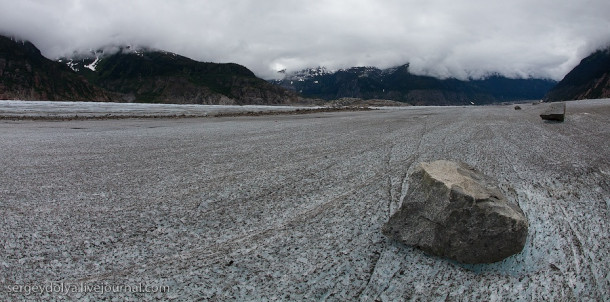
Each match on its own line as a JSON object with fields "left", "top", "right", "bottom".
{"left": 67, "top": 49, "right": 298, "bottom": 104}
{"left": 0, "top": 35, "right": 112, "bottom": 101}
{"left": 273, "top": 65, "right": 556, "bottom": 105}
{"left": 544, "top": 48, "right": 610, "bottom": 101}
{"left": 1, "top": 35, "right": 297, "bottom": 104}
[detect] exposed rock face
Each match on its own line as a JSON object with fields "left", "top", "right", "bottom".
{"left": 540, "top": 102, "right": 566, "bottom": 122}
{"left": 382, "top": 160, "right": 528, "bottom": 264}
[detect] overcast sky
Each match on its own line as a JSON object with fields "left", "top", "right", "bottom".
{"left": 1, "top": 0, "right": 609, "bottom": 80}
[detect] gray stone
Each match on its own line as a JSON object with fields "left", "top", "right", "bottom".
{"left": 382, "top": 160, "right": 528, "bottom": 264}
{"left": 514, "top": 105, "right": 522, "bottom": 110}
{"left": 540, "top": 102, "right": 566, "bottom": 122}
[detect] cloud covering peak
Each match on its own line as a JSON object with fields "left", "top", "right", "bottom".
{"left": 1, "top": 0, "right": 609, "bottom": 80}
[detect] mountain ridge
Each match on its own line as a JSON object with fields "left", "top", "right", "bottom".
{"left": 272, "top": 64, "right": 556, "bottom": 105}
{"left": 1, "top": 36, "right": 299, "bottom": 104}
{"left": 59, "top": 46, "right": 299, "bottom": 105}
{"left": 2, "top": 34, "right": 576, "bottom": 106}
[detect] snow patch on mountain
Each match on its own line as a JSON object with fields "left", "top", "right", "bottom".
{"left": 64, "top": 59, "right": 80, "bottom": 72}
{"left": 57, "top": 45, "right": 154, "bottom": 72}
{"left": 280, "top": 66, "right": 333, "bottom": 81}
{"left": 84, "top": 56, "right": 100, "bottom": 71}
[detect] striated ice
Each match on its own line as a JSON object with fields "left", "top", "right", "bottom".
{"left": 0, "top": 99, "right": 608, "bottom": 300}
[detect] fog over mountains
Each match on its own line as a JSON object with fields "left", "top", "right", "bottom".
{"left": 1, "top": 0, "right": 609, "bottom": 81}
{"left": 0, "top": 36, "right": 297, "bottom": 104}
{"left": 2, "top": 1, "right": 610, "bottom": 104}
{"left": 2, "top": 34, "right": 609, "bottom": 105}
{"left": 272, "top": 65, "right": 556, "bottom": 105}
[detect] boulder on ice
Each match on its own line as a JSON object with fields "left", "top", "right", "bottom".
{"left": 382, "top": 160, "right": 528, "bottom": 264}
{"left": 540, "top": 102, "right": 566, "bottom": 122}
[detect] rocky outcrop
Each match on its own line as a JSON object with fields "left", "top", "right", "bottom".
{"left": 382, "top": 160, "right": 528, "bottom": 264}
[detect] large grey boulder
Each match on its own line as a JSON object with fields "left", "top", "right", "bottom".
{"left": 540, "top": 102, "right": 566, "bottom": 122}
{"left": 382, "top": 160, "right": 528, "bottom": 264}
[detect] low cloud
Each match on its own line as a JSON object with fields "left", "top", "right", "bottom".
{"left": 1, "top": 0, "right": 609, "bottom": 80}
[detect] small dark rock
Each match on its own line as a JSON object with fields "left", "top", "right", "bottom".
{"left": 514, "top": 105, "right": 522, "bottom": 110}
